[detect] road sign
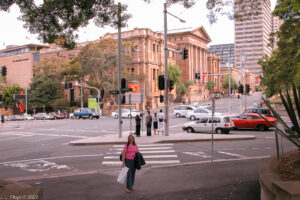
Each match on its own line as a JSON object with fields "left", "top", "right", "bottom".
{"left": 109, "top": 90, "right": 119, "bottom": 95}
{"left": 125, "top": 93, "right": 144, "bottom": 104}
{"left": 13, "top": 94, "right": 26, "bottom": 100}
{"left": 128, "top": 83, "right": 138, "bottom": 93}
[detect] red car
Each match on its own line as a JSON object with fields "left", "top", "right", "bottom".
{"left": 52, "top": 112, "right": 65, "bottom": 120}
{"left": 231, "top": 113, "right": 277, "bottom": 131}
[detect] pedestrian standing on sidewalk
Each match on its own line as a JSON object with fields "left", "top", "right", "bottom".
{"left": 135, "top": 114, "right": 141, "bottom": 137}
{"left": 1, "top": 114, "right": 5, "bottom": 127}
{"left": 153, "top": 113, "right": 158, "bottom": 135}
{"left": 122, "top": 135, "right": 139, "bottom": 193}
{"left": 145, "top": 111, "right": 152, "bottom": 136}
{"left": 157, "top": 109, "right": 165, "bottom": 135}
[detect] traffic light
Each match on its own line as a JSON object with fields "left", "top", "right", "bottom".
{"left": 0, "top": 94, "right": 2, "bottom": 101}
{"left": 158, "top": 75, "right": 164, "bottom": 90}
{"left": 245, "top": 84, "right": 250, "bottom": 94}
{"left": 183, "top": 48, "right": 188, "bottom": 60}
{"left": 159, "top": 95, "right": 164, "bottom": 103}
{"left": 169, "top": 79, "right": 174, "bottom": 91}
{"left": 1, "top": 66, "right": 7, "bottom": 76}
{"left": 121, "top": 78, "right": 126, "bottom": 91}
{"left": 238, "top": 84, "right": 244, "bottom": 94}
{"left": 121, "top": 96, "right": 126, "bottom": 104}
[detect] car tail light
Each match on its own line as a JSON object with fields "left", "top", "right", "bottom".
{"left": 225, "top": 123, "right": 230, "bottom": 127}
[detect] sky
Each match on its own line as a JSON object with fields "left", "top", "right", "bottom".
{"left": 0, "top": 0, "right": 276, "bottom": 50}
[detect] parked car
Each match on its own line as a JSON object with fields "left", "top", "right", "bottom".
{"left": 173, "top": 105, "right": 196, "bottom": 118}
{"left": 111, "top": 109, "right": 143, "bottom": 118}
{"left": 34, "top": 113, "right": 53, "bottom": 120}
{"left": 7, "top": 115, "right": 24, "bottom": 121}
{"left": 73, "top": 108, "right": 100, "bottom": 119}
{"left": 189, "top": 103, "right": 211, "bottom": 110}
{"left": 232, "top": 108, "right": 274, "bottom": 118}
{"left": 22, "top": 113, "right": 34, "bottom": 120}
{"left": 186, "top": 108, "right": 222, "bottom": 120}
{"left": 51, "top": 112, "right": 64, "bottom": 120}
{"left": 231, "top": 113, "right": 277, "bottom": 131}
{"left": 183, "top": 116, "right": 234, "bottom": 134}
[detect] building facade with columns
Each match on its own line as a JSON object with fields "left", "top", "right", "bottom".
{"left": 103, "top": 27, "right": 221, "bottom": 108}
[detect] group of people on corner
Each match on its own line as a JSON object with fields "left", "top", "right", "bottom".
{"left": 134, "top": 109, "right": 165, "bottom": 137}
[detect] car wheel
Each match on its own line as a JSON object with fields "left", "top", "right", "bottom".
{"left": 257, "top": 124, "right": 266, "bottom": 131}
{"left": 128, "top": 114, "right": 132, "bottom": 118}
{"left": 54, "top": 117, "right": 57, "bottom": 120}
{"left": 190, "top": 116, "right": 196, "bottom": 121}
{"left": 187, "top": 127, "right": 194, "bottom": 133}
{"left": 89, "top": 115, "right": 93, "bottom": 119}
{"left": 176, "top": 113, "right": 180, "bottom": 118}
{"left": 215, "top": 128, "right": 223, "bottom": 134}
{"left": 76, "top": 116, "right": 80, "bottom": 120}
{"left": 114, "top": 114, "right": 118, "bottom": 119}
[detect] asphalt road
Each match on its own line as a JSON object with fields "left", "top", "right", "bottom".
{"left": 0, "top": 92, "right": 294, "bottom": 200}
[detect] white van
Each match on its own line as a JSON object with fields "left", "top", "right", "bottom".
{"left": 173, "top": 105, "right": 196, "bottom": 118}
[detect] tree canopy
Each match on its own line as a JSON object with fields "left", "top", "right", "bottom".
{"left": 1, "top": 84, "right": 23, "bottom": 111}
{"left": 28, "top": 74, "right": 61, "bottom": 109}
{"left": 260, "top": 0, "right": 300, "bottom": 97}
{"left": 222, "top": 75, "right": 238, "bottom": 91}
{"left": 0, "top": 0, "right": 253, "bottom": 49}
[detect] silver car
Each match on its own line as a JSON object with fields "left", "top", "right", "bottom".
{"left": 183, "top": 116, "right": 234, "bottom": 134}
{"left": 186, "top": 108, "right": 222, "bottom": 120}
{"left": 173, "top": 105, "right": 196, "bottom": 118}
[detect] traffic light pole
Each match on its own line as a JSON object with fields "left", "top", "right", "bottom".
{"left": 164, "top": 3, "right": 169, "bottom": 136}
{"left": 117, "top": 2, "right": 122, "bottom": 138}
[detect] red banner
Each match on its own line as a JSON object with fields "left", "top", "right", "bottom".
{"left": 20, "top": 103, "right": 24, "bottom": 113}
{"left": 201, "top": 73, "right": 207, "bottom": 86}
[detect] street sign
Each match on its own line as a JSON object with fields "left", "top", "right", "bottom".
{"left": 88, "top": 98, "right": 99, "bottom": 109}
{"left": 125, "top": 93, "right": 144, "bottom": 104}
{"left": 13, "top": 94, "right": 26, "bottom": 100}
{"left": 109, "top": 90, "right": 119, "bottom": 95}
{"left": 128, "top": 83, "right": 138, "bottom": 93}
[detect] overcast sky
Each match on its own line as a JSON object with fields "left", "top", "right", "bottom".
{"left": 0, "top": 0, "right": 276, "bottom": 50}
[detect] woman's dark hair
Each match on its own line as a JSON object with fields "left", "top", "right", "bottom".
{"left": 127, "top": 135, "right": 136, "bottom": 146}
{"left": 160, "top": 109, "right": 163, "bottom": 112}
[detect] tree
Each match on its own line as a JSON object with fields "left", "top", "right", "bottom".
{"left": 168, "top": 64, "right": 181, "bottom": 84}
{"left": 28, "top": 74, "right": 61, "bottom": 110}
{"left": 1, "top": 84, "right": 24, "bottom": 111}
{"left": 259, "top": 0, "right": 300, "bottom": 97}
{"left": 222, "top": 75, "right": 238, "bottom": 92}
{"left": 205, "top": 81, "right": 216, "bottom": 92}
{"left": 53, "top": 98, "right": 69, "bottom": 110}
{"left": 0, "top": 0, "right": 253, "bottom": 49}
{"left": 176, "top": 83, "right": 186, "bottom": 95}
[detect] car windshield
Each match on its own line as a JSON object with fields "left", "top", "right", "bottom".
{"left": 223, "top": 117, "right": 231, "bottom": 123}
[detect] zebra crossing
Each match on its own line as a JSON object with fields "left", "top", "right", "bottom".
{"left": 102, "top": 143, "right": 180, "bottom": 166}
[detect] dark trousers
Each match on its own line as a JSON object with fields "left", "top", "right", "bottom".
{"left": 147, "top": 122, "right": 152, "bottom": 136}
{"left": 125, "top": 159, "right": 136, "bottom": 190}
{"left": 136, "top": 125, "right": 141, "bottom": 137}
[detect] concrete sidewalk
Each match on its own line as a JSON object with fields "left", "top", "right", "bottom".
{"left": 70, "top": 131, "right": 256, "bottom": 145}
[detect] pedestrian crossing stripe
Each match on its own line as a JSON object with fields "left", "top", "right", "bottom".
{"left": 113, "top": 143, "right": 174, "bottom": 147}
{"left": 102, "top": 160, "right": 180, "bottom": 165}
{"left": 106, "top": 150, "right": 175, "bottom": 154}
{"left": 103, "top": 143, "right": 180, "bottom": 166}
{"left": 104, "top": 155, "right": 178, "bottom": 159}
{"left": 112, "top": 147, "right": 173, "bottom": 151}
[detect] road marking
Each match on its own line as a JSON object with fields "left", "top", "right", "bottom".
{"left": 7, "top": 155, "right": 271, "bottom": 182}
{"left": 0, "top": 154, "right": 104, "bottom": 165}
{"left": 102, "top": 160, "right": 180, "bottom": 165}
{"left": 182, "top": 152, "right": 209, "bottom": 158}
{"left": 217, "top": 151, "right": 245, "bottom": 158}
{"left": 112, "top": 147, "right": 173, "bottom": 151}
{"left": 106, "top": 150, "right": 175, "bottom": 154}
{"left": 104, "top": 155, "right": 178, "bottom": 159}
{"left": 3, "top": 160, "right": 70, "bottom": 172}
{"left": 113, "top": 144, "right": 174, "bottom": 147}
{"left": 264, "top": 137, "right": 275, "bottom": 139}
{"left": 5, "top": 131, "right": 89, "bottom": 139}
{"left": 0, "top": 132, "right": 33, "bottom": 137}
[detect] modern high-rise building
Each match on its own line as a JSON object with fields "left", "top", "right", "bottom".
{"left": 234, "top": 0, "right": 272, "bottom": 75}
{"left": 208, "top": 43, "right": 235, "bottom": 67}
{"left": 272, "top": 16, "right": 284, "bottom": 49}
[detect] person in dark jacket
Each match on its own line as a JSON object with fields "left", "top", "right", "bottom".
{"left": 145, "top": 111, "right": 152, "bottom": 136}
{"left": 135, "top": 115, "right": 141, "bottom": 137}
{"left": 134, "top": 152, "right": 146, "bottom": 170}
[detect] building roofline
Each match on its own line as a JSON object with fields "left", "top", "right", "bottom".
{"left": 0, "top": 43, "right": 49, "bottom": 53}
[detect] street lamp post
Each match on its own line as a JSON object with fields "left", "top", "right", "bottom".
{"left": 117, "top": 2, "right": 122, "bottom": 138}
